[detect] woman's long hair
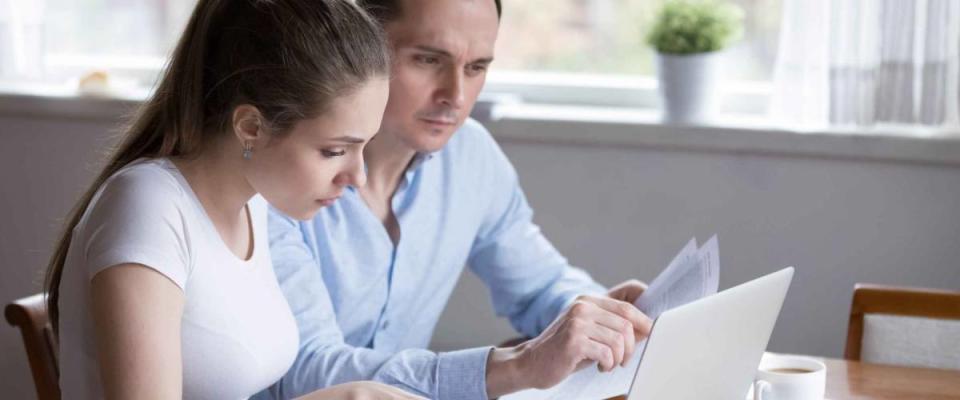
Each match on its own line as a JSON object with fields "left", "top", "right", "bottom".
{"left": 44, "top": 0, "right": 389, "bottom": 334}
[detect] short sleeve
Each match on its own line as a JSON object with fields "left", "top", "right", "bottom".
{"left": 80, "top": 165, "right": 192, "bottom": 290}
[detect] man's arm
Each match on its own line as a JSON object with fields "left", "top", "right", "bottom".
{"left": 256, "top": 208, "right": 492, "bottom": 400}
{"left": 465, "top": 125, "right": 608, "bottom": 337}
{"left": 467, "top": 182, "right": 609, "bottom": 336}
{"left": 464, "top": 125, "right": 653, "bottom": 396}
{"left": 467, "top": 180, "right": 655, "bottom": 397}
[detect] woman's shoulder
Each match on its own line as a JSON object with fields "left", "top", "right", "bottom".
{"left": 105, "top": 158, "right": 185, "bottom": 197}
{"left": 73, "top": 158, "right": 197, "bottom": 287}
{"left": 79, "top": 158, "right": 190, "bottom": 227}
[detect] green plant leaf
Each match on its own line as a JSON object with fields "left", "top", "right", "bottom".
{"left": 645, "top": 0, "right": 744, "bottom": 54}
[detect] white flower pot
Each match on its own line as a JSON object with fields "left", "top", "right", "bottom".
{"left": 656, "top": 51, "right": 723, "bottom": 124}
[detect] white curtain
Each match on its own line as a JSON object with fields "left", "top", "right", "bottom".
{"left": 770, "top": 0, "right": 960, "bottom": 129}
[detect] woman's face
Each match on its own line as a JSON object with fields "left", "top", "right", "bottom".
{"left": 245, "top": 78, "right": 389, "bottom": 220}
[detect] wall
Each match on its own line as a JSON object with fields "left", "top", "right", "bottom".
{"left": 1, "top": 106, "right": 132, "bottom": 399}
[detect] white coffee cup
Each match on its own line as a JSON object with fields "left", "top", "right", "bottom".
{"left": 753, "top": 356, "right": 826, "bottom": 400}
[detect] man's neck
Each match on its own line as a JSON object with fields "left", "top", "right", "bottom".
{"left": 357, "top": 129, "right": 419, "bottom": 245}
{"left": 361, "top": 129, "right": 418, "bottom": 198}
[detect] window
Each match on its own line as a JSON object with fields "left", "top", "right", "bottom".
{"left": 44, "top": 0, "right": 191, "bottom": 58}
{"left": 2, "top": 0, "right": 782, "bottom": 115}
{"left": 0, "top": 0, "right": 193, "bottom": 85}
{"left": 488, "top": 0, "right": 783, "bottom": 111}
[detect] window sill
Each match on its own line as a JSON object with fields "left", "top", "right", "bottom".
{"left": 0, "top": 81, "right": 145, "bottom": 121}
{"left": 2, "top": 83, "right": 959, "bottom": 167}
{"left": 478, "top": 102, "right": 960, "bottom": 167}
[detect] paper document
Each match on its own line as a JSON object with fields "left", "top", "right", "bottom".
{"left": 635, "top": 235, "right": 719, "bottom": 320}
{"left": 503, "top": 236, "right": 720, "bottom": 400}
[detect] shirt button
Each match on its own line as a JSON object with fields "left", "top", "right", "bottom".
{"left": 381, "top": 320, "right": 389, "bottom": 330}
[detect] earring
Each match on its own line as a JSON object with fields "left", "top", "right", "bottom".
{"left": 242, "top": 142, "right": 253, "bottom": 159}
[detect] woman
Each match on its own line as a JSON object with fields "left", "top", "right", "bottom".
{"left": 43, "top": 0, "right": 420, "bottom": 398}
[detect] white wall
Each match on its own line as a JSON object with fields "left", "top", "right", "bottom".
{"left": 1, "top": 104, "right": 959, "bottom": 398}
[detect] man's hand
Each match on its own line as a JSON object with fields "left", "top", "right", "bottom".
{"left": 485, "top": 295, "right": 653, "bottom": 397}
{"left": 607, "top": 279, "right": 649, "bottom": 304}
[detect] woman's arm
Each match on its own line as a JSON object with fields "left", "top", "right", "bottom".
{"left": 296, "top": 381, "right": 426, "bottom": 400}
{"left": 90, "top": 264, "right": 185, "bottom": 400}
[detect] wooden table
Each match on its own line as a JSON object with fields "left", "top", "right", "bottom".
{"left": 820, "top": 357, "right": 960, "bottom": 399}
{"left": 607, "top": 357, "right": 960, "bottom": 400}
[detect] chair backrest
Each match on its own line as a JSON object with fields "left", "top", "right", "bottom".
{"left": 845, "top": 283, "right": 960, "bottom": 370}
{"left": 5, "top": 293, "right": 61, "bottom": 400}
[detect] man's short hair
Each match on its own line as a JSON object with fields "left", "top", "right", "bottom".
{"left": 357, "top": 0, "right": 502, "bottom": 24}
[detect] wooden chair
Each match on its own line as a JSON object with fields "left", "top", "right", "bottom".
{"left": 845, "top": 283, "right": 960, "bottom": 370}
{"left": 5, "top": 293, "right": 61, "bottom": 400}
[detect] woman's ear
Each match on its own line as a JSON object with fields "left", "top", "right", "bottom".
{"left": 231, "top": 105, "right": 265, "bottom": 145}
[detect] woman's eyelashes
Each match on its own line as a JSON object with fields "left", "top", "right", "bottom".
{"left": 321, "top": 148, "right": 347, "bottom": 158}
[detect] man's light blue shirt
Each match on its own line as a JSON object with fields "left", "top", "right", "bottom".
{"left": 258, "top": 119, "right": 606, "bottom": 400}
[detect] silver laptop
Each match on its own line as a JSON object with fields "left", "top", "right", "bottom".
{"left": 625, "top": 267, "right": 794, "bottom": 400}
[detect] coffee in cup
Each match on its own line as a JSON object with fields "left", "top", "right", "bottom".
{"left": 753, "top": 356, "right": 826, "bottom": 400}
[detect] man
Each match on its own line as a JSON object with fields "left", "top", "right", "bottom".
{"left": 259, "top": 0, "right": 653, "bottom": 399}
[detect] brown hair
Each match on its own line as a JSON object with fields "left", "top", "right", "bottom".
{"left": 44, "top": 0, "right": 389, "bottom": 333}
{"left": 357, "top": 0, "right": 502, "bottom": 24}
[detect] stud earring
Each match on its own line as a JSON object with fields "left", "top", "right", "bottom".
{"left": 242, "top": 142, "right": 253, "bottom": 159}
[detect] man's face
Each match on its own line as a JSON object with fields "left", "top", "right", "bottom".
{"left": 380, "top": 0, "right": 499, "bottom": 153}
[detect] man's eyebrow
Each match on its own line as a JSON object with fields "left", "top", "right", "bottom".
{"left": 412, "top": 45, "right": 494, "bottom": 64}
{"left": 329, "top": 136, "right": 365, "bottom": 144}
{"left": 471, "top": 57, "right": 495, "bottom": 65}
{"left": 413, "top": 45, "right": 453, "bottom": 57}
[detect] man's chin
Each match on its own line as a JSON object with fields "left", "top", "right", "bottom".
{"left": 409, "top": 127, "right": 457, "bottom": 152}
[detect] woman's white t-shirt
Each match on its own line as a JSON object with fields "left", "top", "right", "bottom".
{"left": 57, "top": 158, "right": 299, "bottom": 399}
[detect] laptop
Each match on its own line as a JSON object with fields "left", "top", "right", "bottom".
{"left": 502, "top": 267, "right": 794, "bottom": 400}
{"left": 625, "top": 266, "right": 794, "bottom": 399}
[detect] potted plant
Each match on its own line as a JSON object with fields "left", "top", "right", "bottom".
{"left": 646, "top": 0, "right": 743, "bottom": 124}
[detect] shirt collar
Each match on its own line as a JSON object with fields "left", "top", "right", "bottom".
{"left": 407, "top": 152, "right": 435, "bottom": 172}
{"left": 402, "top": 152, "right": 435, "bottom": 183}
